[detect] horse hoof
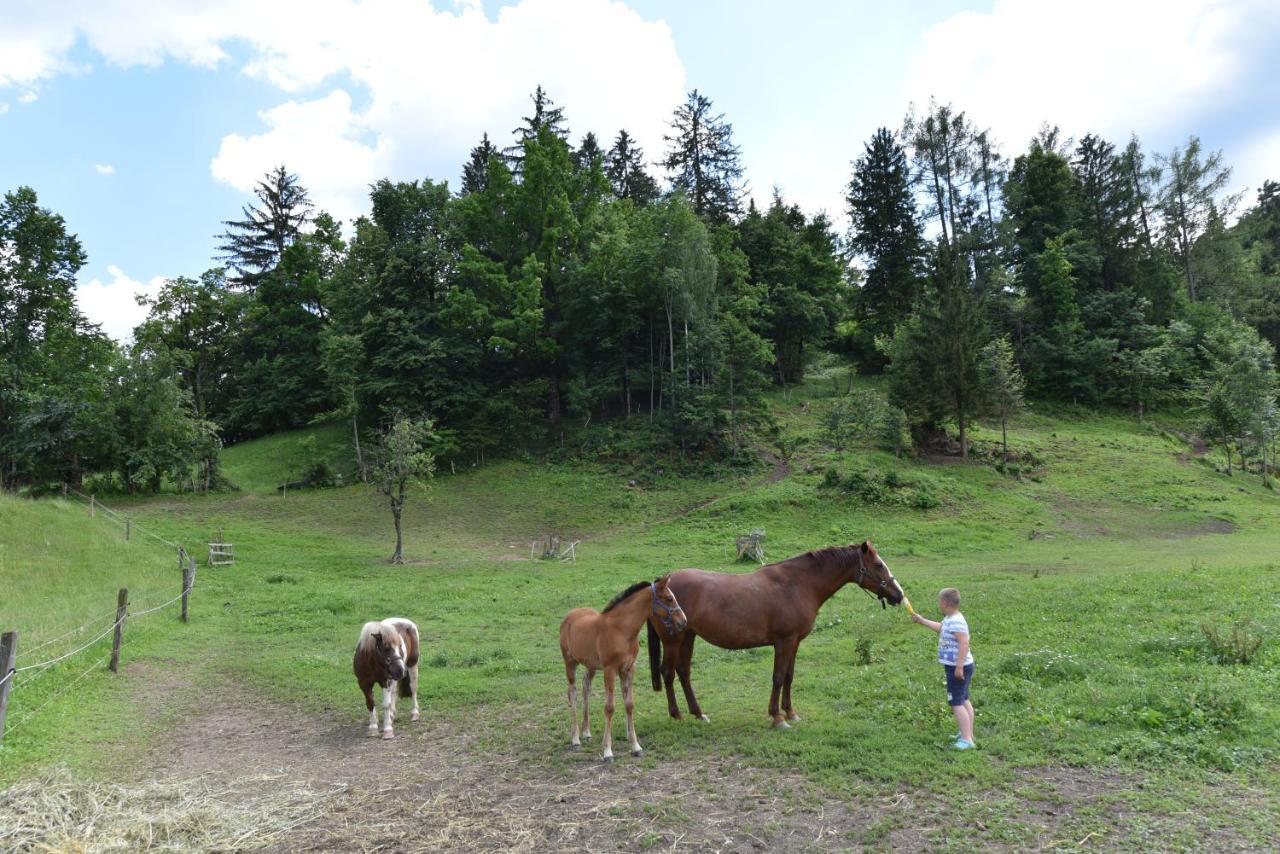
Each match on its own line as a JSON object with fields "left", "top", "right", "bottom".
{"left": 698, "top": 714, "right": 711, "bottom": 723}
{"left": 411, "top": 711, "right": 420, "bottom": 722}
{"left": 582, "top": 732, "right": 592, "bottom": 741}
{"left": 787, "top": 714, "right": 802, "bottom": 723}
{"left": 602, "top": 754, "right": 614, "bottom": 764}
{"left": 382, "top": 731, "right": 395, "bottom": 740}
{"left": 367, "top": 728, "right": 379, "bottom": 738}
{"left": 631, "top": 749, "right": 644, "bottom": 758}
{"left": 772, "top": 720, "right": 791, "bottom": 730}
{"left": 570, "top": 742, "right": 582, "bottom": 751}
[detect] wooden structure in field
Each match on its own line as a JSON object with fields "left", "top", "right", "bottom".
{"left": 209, "top": 529, "right": 235, "bottom": 567}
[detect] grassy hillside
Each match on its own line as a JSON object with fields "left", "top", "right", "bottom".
{"left": 4, "top": 378, "right": 1280, "bottom": 845}
{"left": 219, "top": 419, "right": 354, "bottom": 494}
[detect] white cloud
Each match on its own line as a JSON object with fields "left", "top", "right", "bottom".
{"left": 18, "top": 90, "right": 38, "bottom": 104}
{"left": 1234, "top": 127, "right": 1280, "bottom": 202}
{"left": 93, "top": 163, "right": 115, "bottom": 176}
{"left": 0, "top": 103, "right": 8, "bottom": 116}
{"left": 76, "top": 264, "right": 165, "bottom": 342}
{"left": 903, "top": 0, "right": 1273, "bottom": 153}
{"left": 1, "top": 0, "right": 686, "bottom": 219}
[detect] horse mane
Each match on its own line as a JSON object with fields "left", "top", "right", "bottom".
{"left": 798, "top": 544, "right": 863, "bottom": 567}
{"left": 356, "top": 620, "right": 385, "bottom": 652}
{"left": 603, "top": 580, "right": 650, "bottom": 612}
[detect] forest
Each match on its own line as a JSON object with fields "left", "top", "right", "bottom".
{"left": 3, "top": 86, "right": 1279, "bottom": 493}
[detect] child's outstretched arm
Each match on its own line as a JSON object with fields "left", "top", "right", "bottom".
{"left": 911, "top": 613, "right": 941, "bottom": 633}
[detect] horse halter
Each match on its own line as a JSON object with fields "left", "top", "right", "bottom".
{"left": 651, "top": 583, "right": 683, "bottom": 632}
{"left": 853, "top": 552, "right": 897, "bottom": 609}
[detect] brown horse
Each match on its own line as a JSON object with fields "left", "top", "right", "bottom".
{"left": 353, "top": 617, "right": 421, "bottom": 739}
{"left": 560, "top": 576, "right": 687, "bottom": 762}
{"left": 647, "top": 541, "right": 904, "bottom": 727}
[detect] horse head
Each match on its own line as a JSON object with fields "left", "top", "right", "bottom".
{"left": 650, "top": 575, "right": 688, "bottom": 633}
{"left": 372, "top": 630, "right": 408, "bottom": 681}
{"left": 851, "top": 540, "right": 905, "bottom": 609}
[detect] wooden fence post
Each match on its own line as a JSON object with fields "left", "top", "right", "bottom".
{"left": 181, "top": 558, "right": 194, "bottom": 623}
{"left": 125, "top": 519, "right": 131, "bottom": 541}
{"left": 90, "top": 494, "right": 96, "bottom": 517}
{"left": 0, "top": 631, "right": 16, "bottom": 743}
{"left": 62, "top": 482, "right": 68, "bottom": 499}
{"left": 109, "top": 588, "right": 127, "bottom": 673}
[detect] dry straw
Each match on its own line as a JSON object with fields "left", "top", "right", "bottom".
{"left": 0, "top": 771, "right": 342, "bottom": 852}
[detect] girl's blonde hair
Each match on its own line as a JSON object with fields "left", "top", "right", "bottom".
{"left": 939, "top": 587, "right": 961, "bottom": 607}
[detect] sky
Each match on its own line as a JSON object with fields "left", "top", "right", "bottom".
{"left": 2, "top": 0, "right": 1278, "bottom": 341}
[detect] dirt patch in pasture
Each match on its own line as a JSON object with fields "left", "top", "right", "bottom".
{"left": 112, "top": 680, "right": 1275, "bottom": 852}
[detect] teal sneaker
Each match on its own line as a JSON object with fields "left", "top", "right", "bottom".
{"left": 952, "top": 739, "right": 975, "bottom": 750}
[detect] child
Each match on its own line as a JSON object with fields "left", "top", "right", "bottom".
{"left": 910, "top": 587, "right": 975, "bottom": 749}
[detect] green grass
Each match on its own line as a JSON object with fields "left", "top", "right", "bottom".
{"left": 4, "top": 380, "right": 1280, "bottom": 846}
{"left": 219, "top": 419, "right": 353, "bottom": 494}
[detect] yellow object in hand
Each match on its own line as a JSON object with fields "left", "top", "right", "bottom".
{"left": 903, "top": 596, "right": 916, "bottom": 616}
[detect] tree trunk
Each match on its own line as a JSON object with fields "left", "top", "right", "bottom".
{"left": 390, "top": 486, "right": 405, "bottom": 564}
{"left": 352, "top": 414, "right": 367, "bottom": 483}
{"left": 1001, "top": 413, "right": 1009, "bottom": 463}
{"left": 958, "top": 411, "right": 968, "bottom": 459}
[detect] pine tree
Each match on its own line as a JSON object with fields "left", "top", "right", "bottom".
{"left": 606, "top": 130, "right": 658, "bottom": 205}
{"left": 1071, "top": 134, "right": 1139, "bottom": 295}
{"left": 217, "top": 165, "right": 312, "bottom": 290}
{"left": 663, "top": 90, "right": 744, "bottom": 222}
{"left": 846, "top": 127, "right": 924, "bottom": 359}
{"left": 461, "top": 132, "right": 498, "bottom": 195}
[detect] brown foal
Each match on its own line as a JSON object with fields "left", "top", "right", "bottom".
{"left": 560, "top": 576, "right": 687, "bottom": 762}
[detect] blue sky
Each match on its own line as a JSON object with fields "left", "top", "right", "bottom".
{"left": 2, "top": 0, "right": 1278, "bottom": 340}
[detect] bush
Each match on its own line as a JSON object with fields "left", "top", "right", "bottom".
{"left": 1201, "top": 620, "right": 1264, "bottom": 665}
{"left": 299, "top": 435, "right": 337, "bottom": 487}
{"left": 853, "top": 636, "right": 874, "bottom": 666}
{"left": 816, "top": 466, "right": 946, "bottom": 509}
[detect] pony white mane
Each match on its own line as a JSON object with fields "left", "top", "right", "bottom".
{"left": 357, "top": 617, "right": 416, "bottom": 652}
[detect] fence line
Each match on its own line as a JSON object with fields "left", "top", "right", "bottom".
{"left": 64, "top": 487, "right": 186, "bottom": 553}
{"left": 13, "top": 606, "right": 122, "bottom": 662}
{"left": 1, "top": 654, "right": 112, "bottom": 740}
{"left": 0, "top": 504, "right": 201, "bottom": 744}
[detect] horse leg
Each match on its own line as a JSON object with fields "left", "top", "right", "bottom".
{"left": 624, "top": 665, "right": 642, "bottom": 757}
{"left": 361, "top": 680, "right": 378, "bottom": 737}
{"left": 601, "top": 668, "right": 617, "bottom": 763}
{"left": 769, "top": 638, "right": 798, "bottom": 728}
{"left": 408, "top": 662, "right": 421, "bottom": 722}
{"left": 565, "top": 659, "right": 581, "bottom": 748}
{"left": 676, "top": 633, "right": 709, "bottom": 722}
{"left": 660, "top": 638, "right": 682, "bottom": 720}
{"left": 381, "top": 679, "right": 398, "bottom": 739}
{"left": 783, "top": 646, "right": 800, "bottom": 722}
{"left": 580, "top": 669, "right": 594, "bottom": 740}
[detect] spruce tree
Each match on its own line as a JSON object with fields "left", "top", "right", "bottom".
{"left": 217, "top": 165, "right": 312, "bottom": 290}
{"left": 606, "top": 130, "right": 658, "bottom": 205}
{"left": 573, "top": 131, "right": 604, "bottom": 173}
{"left": 663, "top": 90, "right": 744, "bottom": 222}
{"left": 846, "top": 127, "right": 924, "bottom": 359}
{"left": 461, "top": 132, "right": 498, "bottom": 195}
{"left": 1156, "top": 136, "right": 1238, "bottom": 301}
{"left": 506, "top": 85, "right": 568, "bottom": 173}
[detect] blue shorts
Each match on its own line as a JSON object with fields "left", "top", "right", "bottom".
{"left": 944, "top": 663, "right": 974, "bottom": 706}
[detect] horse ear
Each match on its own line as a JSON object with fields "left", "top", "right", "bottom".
{"left": 655, "top": 574, "right": 669, "bottom": 587}
{"left": 371, "top": 631, "right": 383, "bottom": 648}
{"left": 860, "top": 540, "right": 871, "bottom": 553}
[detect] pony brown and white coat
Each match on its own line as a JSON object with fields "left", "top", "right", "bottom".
{"left": 353, "top": 617, "right": 421, "bottom": 739}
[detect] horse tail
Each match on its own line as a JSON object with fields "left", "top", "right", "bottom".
{"left": 648, "top": 619, "right": 663, "bottom": 692}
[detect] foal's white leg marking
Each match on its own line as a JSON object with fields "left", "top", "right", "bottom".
{"left": 381, "top": 680, "right": 397, "bottom": 739}
{"left": 580, "top": 670, "right": 593, "bottom": 740}
{"left": 601, "top": 669, "right": 616, "bottom": 762}
{"left": 409, "top": 663, "right": 421, "bottom": 722}
{"left": 624, "top": 667, "right": 642, "bottom": 756}
{"left": 368, "top": 705, "right": 379, "bottom": 736}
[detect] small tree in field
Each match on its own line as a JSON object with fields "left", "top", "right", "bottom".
{"left": 980, "top": 336, "right": 1025, "bottom": 462}
{"left": 373, "top": 415, "right": 436, "bottom": 565}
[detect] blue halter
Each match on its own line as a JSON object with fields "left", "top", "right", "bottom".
{"left": 651, "top": 582, "right": 682, "bottom": 632}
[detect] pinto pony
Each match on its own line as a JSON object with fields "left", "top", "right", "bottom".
{"left": 353, "top": 618, "right": 421, "bottom": 739}
{"left": 560, "top": 576, "right": 687, "bottom": 762}
{"left": 647, "top": 541, "right": 904, "bottom": 728}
